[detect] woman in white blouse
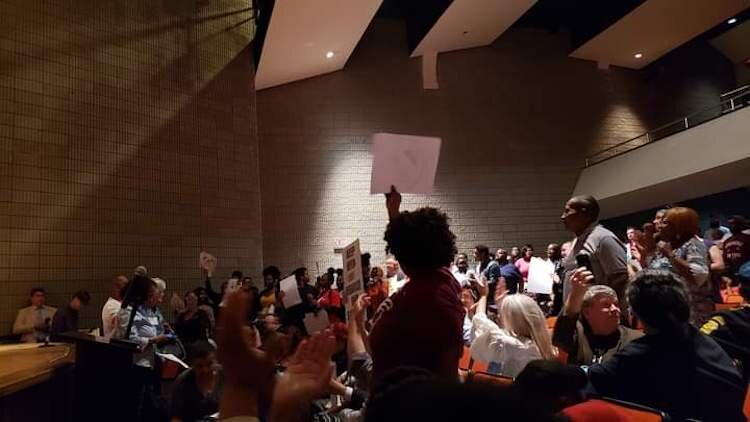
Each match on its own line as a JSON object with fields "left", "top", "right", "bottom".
{"left": 470, "top": 281, "right": 556, "bottom": 377}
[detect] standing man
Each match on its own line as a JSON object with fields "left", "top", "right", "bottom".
{"left": 473, "top": 245, "right": 501, "bottom": 305}
{"left": 561, "top": 195, "right": 628, "bottom": 320}
{"left": 495, "top": 248, "right": 522, "bottom": 295}
{"left": 102, "top": 274, "right": 128, "bottom": 337}
{"left": 13, "top": 288, "right": 57, "bottom": 343}
{"left": 51, "top": 290, "right": 91, "bottom": 340}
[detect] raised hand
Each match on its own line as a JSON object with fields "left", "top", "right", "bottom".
{"left": 271, "top": 331, "right": 337, "bottom": 420}
{"left": 217, "top": 290, "right": 274, "bottom": 419}
{"left": 385, "top": 185, "right": 402, "bottom": 220}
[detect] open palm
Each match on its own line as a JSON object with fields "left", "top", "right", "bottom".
{"left": 274, "top": 331, "right": 336, "bottom": 405}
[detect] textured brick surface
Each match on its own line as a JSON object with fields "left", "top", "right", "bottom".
{"left": 0, "top": 0, "right": 260, "bottom": 333}
{"left": 257, "top": 20, "right": 734, "bottom": 275}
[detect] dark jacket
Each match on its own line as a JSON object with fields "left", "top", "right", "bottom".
{"left": 588, "top": 325, "right": 745, "bottom": 422}
{"left": 552, "top": 311, "right": 642, "bottom": 365}
{"left": 701, "top": 305, "right": 750, "bottom": 381}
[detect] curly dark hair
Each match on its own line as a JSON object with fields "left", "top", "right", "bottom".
{"left": 384, "top": 207, "right": 457, "bottom": 272}
{"left": 627, "top": 269, "right": 690, "bottom": 334}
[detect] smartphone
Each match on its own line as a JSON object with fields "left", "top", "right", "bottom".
{"left": 575, "top": 254, "right": 592, "bottom": 270}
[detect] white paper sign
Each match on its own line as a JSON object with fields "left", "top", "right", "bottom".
{"left": 370, "top": 133, "right": 441, "bottom": 194}
{"left": 156, "top": 352, "right": 189, "bottom": 369}
{"left": 280, "top": 275, "right": 302, "bottom": 308}
{"left": 526, "top": 257, "right": 555, "bottom": 294}
{"left": 342, "top": 239, "right": 363, "bottom": 320}
{"left": 304, "top": 310, "right": 330, "bottom": 335}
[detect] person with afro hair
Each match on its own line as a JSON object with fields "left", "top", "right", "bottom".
{"left": 368, "top": 186, "right": 464, "bottom": 389}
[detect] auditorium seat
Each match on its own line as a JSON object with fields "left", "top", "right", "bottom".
{"left": 562, "top": 397, "right": 669, "bottom": 421}
{"left": 459, "top": 346, "right": 472, "bottom": 370}
{"left": 744, "top": 384, "right": 750, "bottom": 420}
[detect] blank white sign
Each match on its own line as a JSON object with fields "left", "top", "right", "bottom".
{"left": 370, "top": 133, "right": 441, "bottom": 194}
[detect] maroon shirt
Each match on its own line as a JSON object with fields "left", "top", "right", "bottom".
{"left": 724, "top": 233, "right": 750, "bottom": 279}
{"left": 369, "top": 267, "right": 464, "bottom": 389}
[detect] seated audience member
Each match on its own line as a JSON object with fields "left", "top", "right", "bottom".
{"left": 451, "top": 253, "right": 471, "bottom": 288}
{"left": 50, "top": 290, "right": 91, "bottom": 341}
{"left": 560, "top": 195, "right": 628, "bottom": 320}
{"left": 723, "top": 215, "right": 750, "bottom": 285}
{"left": 496, "top": 248, "right": 523, "bottom": 295}
{"left": 102, "top": 274, "right": 128, "bottom": 337}
{"left": 316, "top": 272, "right": 343, "bottom": 323}
{"left": 365, "top": 366, "right": 555, "bottom": 422}
{"left": 552, "top": 269, "right": 642, "bottom": 365}
{"left": 649, "top": 206, "right": 712, "bottom": 325}
{"left": 460, "top": 287, "right": 477, "bottom": 346}
{"left": 368, "top": 187, "right": 465, "bottom": 389}
{"left": 512, "top": 360, "right": 587, "bottom": 415}
{"left": 170, "top": 341, "right": 224, "bottom": 422}
{"left": 587, "top": 270, "right": 745, "bottom": 422}
{"left": 13, "top": 287, "right": 56, "bottom": 343}
{"left": 259, "top": 265, "right": 281, "bottom": 315}
{"left": 174, "top": 291, "right": 211, "bottom": 346}
{"left": 470, "top": 279, "right": 556, "bottom": 377}
{"left": 701, "top": 261, "right": 750, "bottom": 381}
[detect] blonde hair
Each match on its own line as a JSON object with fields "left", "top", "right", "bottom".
{"left": 152, "top": 277, "right": 167, "bottom": 292}
{"left": 500, "top": 295, "right": 556, "bottom": 360}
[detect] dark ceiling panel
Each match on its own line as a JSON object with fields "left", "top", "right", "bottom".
{"left": 513, "top": 0, "right": 647, "bottom": 49}
{"left": 377, "top": 0, "right": 454, "bottom": 52}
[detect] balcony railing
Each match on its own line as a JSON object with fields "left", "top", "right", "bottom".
{"left": 585, "top": 85, "right": 750, "bottom": 167}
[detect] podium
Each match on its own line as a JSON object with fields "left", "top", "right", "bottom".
{"left": 60, "top": 332, "right": 140, "bottom": 422}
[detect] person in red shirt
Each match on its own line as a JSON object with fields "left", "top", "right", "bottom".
{"left": 723, "top": 215, "right": 750, "bottom": 285}
{"left": 316, "top": 272, "right": 343, "bottom": 323}
{"left": 368, "top": 187, "right": 465, "bottom": 389}
{"left": 366, "top": 266, "right": 389, "bottom": 318}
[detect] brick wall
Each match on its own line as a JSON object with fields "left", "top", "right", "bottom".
{"left": 0, "top": 0, "right": 261, "bottom": 333}
{"left": 257, "top": 19, "right": 735, "bottom": 275}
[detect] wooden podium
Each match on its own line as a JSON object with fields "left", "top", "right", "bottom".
{"left": 60, "top": 332, "right": 140, "bottom": 422}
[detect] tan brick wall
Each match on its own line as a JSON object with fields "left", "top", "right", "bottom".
{"left": 0, "top": 0, "right": 261, "bottom": 333}
{"left": 257, "top": 20, "right": 733, "bottom": 275}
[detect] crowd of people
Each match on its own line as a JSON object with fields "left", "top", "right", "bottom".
{"left": 9, "top": 188, "right": 750, "bottom": 421}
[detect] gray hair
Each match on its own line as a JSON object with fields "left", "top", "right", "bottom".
{"left": 582, "top": 285, "right": 617, "bottom": 309}
{"left": 152, "top": 277, "right": 167, "bottom": 292}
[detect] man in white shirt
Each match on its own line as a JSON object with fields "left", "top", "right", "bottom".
{"left": 101, "top": 274, "right": 128, "bottom": 337}
{"left": 451, "top": 253, "right": 471, "bottom": 287}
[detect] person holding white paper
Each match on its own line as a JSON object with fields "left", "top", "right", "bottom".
{"left": 368, "top": 187, "right": 465, "bottom": 389}
{"left": 283, "top": 267, "right": 318, "bottom": 334}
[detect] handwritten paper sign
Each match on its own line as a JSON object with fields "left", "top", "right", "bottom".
{"left": 342, "top": 239, "right": 363, "bottom": 320}
{"left": 280, "top": 275, "right": 302, "bottom": 308}
{"left": 370, "top": 133, "right": 441, "bottom": 194}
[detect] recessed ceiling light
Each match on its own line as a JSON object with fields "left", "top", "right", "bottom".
{"left": 326, "top": 51, "right": 335, "bottom": 59}
{"left": 634, "top": 53, "right": 643, "bottom": 59}
{"left": 727, "top": 18, "right": 737, "bottom": 24}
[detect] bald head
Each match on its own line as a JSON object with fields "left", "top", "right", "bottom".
{"left": 562, "top": 195, "right": 600, "bottom": 236}
{"left": 568, "top": 195, "right": 600, "bottom": 220}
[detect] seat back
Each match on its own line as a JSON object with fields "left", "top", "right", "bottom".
{"left": 469, "top": 371, "right": 513, "bottom": 389}
{"left": 591, "top": 398, "right": 668, "bottom": 422}
{"left": 744, "top": 384, "right": 750, "bottom": 420}
{"left": 459, "top": 346, "right": 472, "bottom": 370}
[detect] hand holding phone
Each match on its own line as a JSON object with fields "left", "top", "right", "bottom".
{"left": 575, "top": 254, "right": 592, "bottom": 270}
